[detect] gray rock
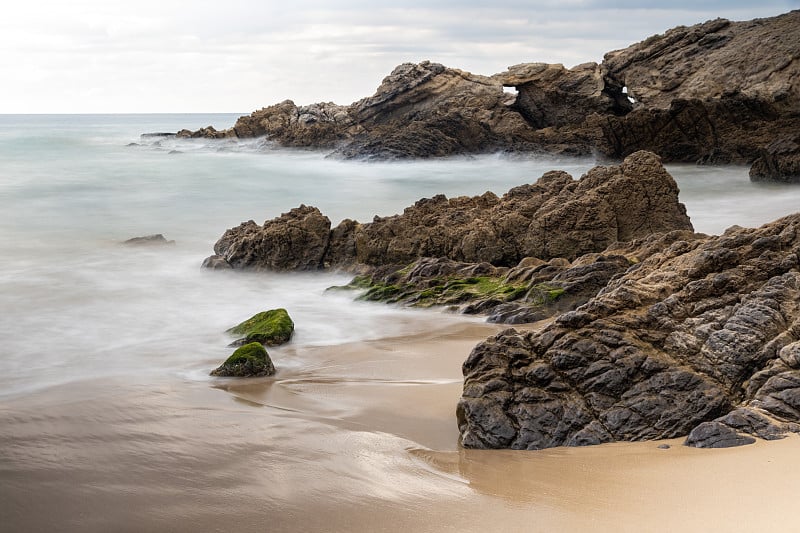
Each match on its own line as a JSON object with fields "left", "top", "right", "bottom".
{"left": 458, "top": 213, "right": 800, "bottom": 449}
{"left": 122, "top": 234, "right": 175, "bottom": 246}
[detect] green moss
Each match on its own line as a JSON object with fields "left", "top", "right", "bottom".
{"left": 211, "top": 342, "right": 276, "bottom": 377}
{"left": 224, "top": 342, "right": 269, "bottom": 365}
{"left": 358, "top": 284, "right": 402, "bottom": 301}
{"left": 528, "top": 283, "right": 566, "bottom": 305}
{"left": 227, "top": 308, "right": 294, "bottom": 346}
{"left": 341, "top": 271, "right": 531, "bottom": 309}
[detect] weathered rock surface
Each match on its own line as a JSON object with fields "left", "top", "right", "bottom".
{"left": 457, "top": 213, "right": 800, "bottom": 449}
{"left": 336, "top": 253, "right": 635, "bottom": 325}
{"left": 175, "top": 11, "right": 799, "bottom": 179}
{"left": 749, "top": 136, "right": 800, "bottom": 183}
{"left": 210, "top": 205, "right": 331, "bottom": 271}
{"left": 588, "top": 10, "right": 800, "bottom": 170}
{"left": 206, "top": 151, "right": 693, "bottom": 271}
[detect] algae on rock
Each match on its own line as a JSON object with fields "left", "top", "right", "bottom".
{"left": 210, "top": 342, "right": 276, "bottom": 377}
{"left": 227, "top": 308, "right": 295, "bottom": 347}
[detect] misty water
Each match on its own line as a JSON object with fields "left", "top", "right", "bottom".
{"left": 2, "top": 114, "right": 800, "bottom": 531}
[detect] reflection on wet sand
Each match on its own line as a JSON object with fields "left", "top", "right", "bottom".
{"left": 2, "top": 319, "right": 799, "bottom": 532}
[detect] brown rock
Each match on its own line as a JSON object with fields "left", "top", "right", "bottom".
{"left": 457, "top": 212, "right": 800, "bottom": 449}
{"left": 212, "top": 205, "right": 331, "bottom": 271}
{"left": 206, "top": 151, "right": 693, "bottom": 272}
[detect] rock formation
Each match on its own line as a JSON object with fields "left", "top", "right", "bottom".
{"left": 226, "top": 308, "right": 295, "bottom": 347}
{"left": 211, "top": 309, "right": 295, "bottom": 377}
{"left": 457, "top": 213, "right": 800, "bottom": 449}
{"left": 176, "top": 11, "right": 799, "bottom": 180}
{"left": 333, "top": 252, "right": 634, "bottom": 325}
{"left": 210, "top": 205, "right": 331, "bottom": 271}
{"left": 211, "top": 342, "right": 276, "bottom": 377}
{"left": 589, "top": 11, "right": 800, "bottom": 170}
{"left": 122, "top": 234, "right": 175, "bottom": 246}
{"left": 205, "top": 151, "right": 693, "bottom": 271}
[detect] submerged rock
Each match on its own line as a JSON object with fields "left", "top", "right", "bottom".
{"left": 457, "top": 213, "right": 800, "bottom": 449}
{"left": 122, "top": 234, "right": 175, "bottom": 246}
{"left": 210, "top": 342, "right": 276, "bottom": 377}
{"left": 226, "top": 308, "right": 294, "bottom": 347}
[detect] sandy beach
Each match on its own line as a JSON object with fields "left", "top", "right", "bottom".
{"left": 2, "top": 318, "right": 799, "bottom": 532}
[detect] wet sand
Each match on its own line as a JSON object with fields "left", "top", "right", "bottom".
{"left": 2, "top": 319, "right": 799, "bottom": 532}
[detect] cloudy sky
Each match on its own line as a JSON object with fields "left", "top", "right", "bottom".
{"left": 1, "top": 0, "right": 796, "bottom": 113}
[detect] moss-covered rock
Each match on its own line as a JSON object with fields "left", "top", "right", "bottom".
{"left": 329, "top": 254, "right": 634, "bottom": 324}
{"left": 210, "top": 342, "right": 276, "bottom": 377}
{"left": 227, "top": 308, "right": 294, "bottom": 347}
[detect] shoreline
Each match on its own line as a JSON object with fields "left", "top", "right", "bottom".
{"left": 3, "top": 318, "right": 800, "bottom": 532}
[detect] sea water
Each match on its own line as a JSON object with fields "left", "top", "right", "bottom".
{"left": 2, "top": 114, "right": 799, "bottom": 396}
{"left": 2, "top": 114, "right": 800, "bottom": 532}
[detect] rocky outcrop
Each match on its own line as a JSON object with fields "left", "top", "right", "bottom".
{"left": 180, "top": 61, "right": 536, "bottom": 159}
{"left": 334, "top": 253, "right": 635, "bottom": 325}
{"left": 589, "top": 10, "right": 800, "bottom": 167}
{"left": 749, "top": 136, "right": 800, "bottom": 183}
{"left": 457, "top": 213, "right": 800, "bottom": 449}
{"left": 601, "top": 14, "right": 800, "bottom": 112}
{"left": 207, "top": 205, "right": 331, "bottom": 271}
{"left": 175, "top": 11, "right": 799, "bottom": 180}
{"left": 205, "top": 151, "right": 693, "bottom": 271}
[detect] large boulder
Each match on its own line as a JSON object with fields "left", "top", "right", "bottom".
{"left": 208, "top": 205, "right": 331, "bottom": 271}
{"left": 205, "top": 151, "right": 693, "bottom": 271}
{"left": 457, "top": 212, "right": 800, "bottom": 449}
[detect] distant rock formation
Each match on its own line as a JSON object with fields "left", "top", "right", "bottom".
{"left": 204, "top": 151, "right": 693, "bottom": 271}
{"left": 122, "top": 234, "right": 175, "bottom": 246}
{"left": 177, "top": 11, "right": 800, "bottom": 181}
{"left": 457, "top": 212, "right": 800, "bottom": 449}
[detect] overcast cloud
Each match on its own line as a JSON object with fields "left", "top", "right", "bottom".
{"left": 0, "top": 0, "right": 796, "bottom": 113}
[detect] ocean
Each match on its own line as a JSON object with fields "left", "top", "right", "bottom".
{"left": 2, "top": 114, "right": 799, "bottom": 532}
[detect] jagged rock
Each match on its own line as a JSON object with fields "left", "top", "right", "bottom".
{"left": 122, "top": 234, "right": 175, "bottom": 246}
{"left": 457, "top": 213, "right": 800, "bottom": 449}
{"left": 222, "top": 100, "right": 353, "bottom": 148}
{"left": 334, "top": 150, "right": 692, "bottom": 266}
{"left": 209, "top": 205, "right": 331, "bottom": 271}
{"left": 494, "top": 62, "right": 629, "bottom": 128}
{"left": 201, "top": 255, "right": 232, "bottom": 270}
{"left": 592, "top": 10, "right": 800, "bottom": 173}
{"left": 749, "top": 136, "right": 800, "bottom": 183}
{"left": 210, "top": 342, "right": 276, "bottom": 377}
{"left": 206, "top": 152, "right": 692, "bottom": 272}
{"left": 175, "top": 11, "right": 800, "bottom": 179}
{"left": 601, "top": 13, "right": 800, "bottom": 112}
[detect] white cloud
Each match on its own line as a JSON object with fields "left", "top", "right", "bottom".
{"left": 0, "top": 0, "right": 796, "bottom": 112}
